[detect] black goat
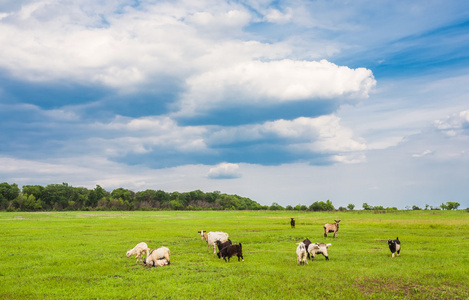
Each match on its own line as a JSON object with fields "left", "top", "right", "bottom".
{"left": 215, "top": 239, "right": 232, "bottom": 252}
{"left": 291, "top": 218, "right": 296, "bottom": 228}
{"left": 388, "top": 237, "right": 401, "bottom": 258}
{"left": 217, "top": 243, "right": 244, "bottom": 262}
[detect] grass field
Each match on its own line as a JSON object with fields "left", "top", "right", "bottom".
{"left": 1, "top": 210, "right": 468, "bottom": 299}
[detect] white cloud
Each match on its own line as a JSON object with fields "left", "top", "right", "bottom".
{"left": 412, "top": 150, "right": 433, "bottom": 158}
{"left": 208, "top": 163, "right": 241, "bottom": 179}
{"left": 178, "top": 59, "right": 375, "bottom": 116}
{"left": 434, "top": 109, "right": 469, "bottom": 136}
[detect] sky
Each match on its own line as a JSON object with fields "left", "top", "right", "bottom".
{"left": 1, "top": 0, "right": 468, "bottom": 209}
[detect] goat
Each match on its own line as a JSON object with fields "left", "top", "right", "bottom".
{"left": 217, "top": 243, "right": 244, "bottom": 262}
{"left": 308, "top": 243, "right": 332, "bottom": 260}
{"left": 324, "top": 219, "right": 341, "bottom": 238}
{"left": 126, "top": 242, "right": 150, "bottom": 263}
{"left": 215, "top": 239, "right": 232, "bottom": 252}
{"left": 197, "top": 230, "right": 207, "bottom": 241}
{"left": 206, "top": 232, "right": 229, "bottom": 254}
{"left": 143, "top": 246, "right": 170, "bottom": 266}
{"left": 296, "top": 242, "right": 308, "bottom": 265}
{"left": 303, "top": 238, "right": 312, "bottom": 259}
{"left": 290, "top": 218, "right": 295, "bottom": 228}
{"left": 388, "top": 237, "right": 401, "bottom": 258}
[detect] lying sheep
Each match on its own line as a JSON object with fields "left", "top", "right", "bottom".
{"left": 217, "top": 243, "right": 244, "bottom": 262}
{"left": 308, "top": 243, "right": 332, "bottom": 261}
{"left": 143, "top": 246, "right": 170, "bottom": 267}
{"left": 296, "top": 242, "right": 308, "bottom": 265}
{"left": 126, "top": 242, "right": 150, "bottom": 263}
{"left": 324, "top": 220, "right": 341, "bottom": 238}
{"left": 388, "top": 237, "right": 401, "bottom": 258}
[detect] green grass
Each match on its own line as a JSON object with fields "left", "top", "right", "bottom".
{"left": 1, "top": 210, "right": 468, "bottom": 299}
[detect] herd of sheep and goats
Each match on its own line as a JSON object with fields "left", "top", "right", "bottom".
{"left": 126, "top": 218, "right": 401, "bottom": 268}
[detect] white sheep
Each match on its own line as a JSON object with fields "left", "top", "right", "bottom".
{"left": 144, "top": 246, "right": 171, "bottom": 267}
{"left": 126, "top": 242, "right": 150, "bottom": 263}
{"left": 296, "top": 242, "right": 308, "bottom": 265}
{"left": 206, "top": 232, "right": 229, "bottom": 254}
{"left": 308, "top": 243, "right": 332, "bottom": 261}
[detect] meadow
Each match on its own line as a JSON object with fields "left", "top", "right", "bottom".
{"left": 1, "top": 210, "right": 468, "bottom": 299}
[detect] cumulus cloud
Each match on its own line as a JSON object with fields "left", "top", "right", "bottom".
{"left": 208, "top": 162, "right": 241, "bottom": 179}
{"left": 177, "top": 59, "right": 375, "bottom": 116}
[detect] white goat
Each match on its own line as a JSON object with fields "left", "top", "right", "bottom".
{"left": 308, "top": 243, "right": 332, "bottom": 261}
{"left": 144, "top": 246, "right": 171, "bottom": 267}
{"left": 206, "top": 232, "right": 229, "bottom": 254}
{"left": 296, "top": 242, "right": 308, "bottom": 265}
{"left": 126, "top": 242, "right": 150, "bottom": 263}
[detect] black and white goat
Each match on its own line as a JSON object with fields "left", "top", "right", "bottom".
{"left": 388, "top": 237, "right": 401, "bottom": 258}
{"left": 324, "top": 220, "right": 341, "bottom": 238}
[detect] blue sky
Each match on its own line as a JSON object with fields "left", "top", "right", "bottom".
{"left": 1, "top": 0, "right": 468, "bottom": 209}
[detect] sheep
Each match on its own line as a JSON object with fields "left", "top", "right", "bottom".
{"left": 217, "top": 243, "right": 244, "bottom": 262}
{"left": 215, "top": 239, "right": 232, "bottom": 252}
{"left": 307, "top": 243, "right": 332, "bottom": 260}
{"left": 126, "top": 242, "right": 150, "bottom": 263}
{"left": 146, "top": 258, "right": 170, "bottom": 267}
{"left": 388, "top": 237, "right": 401, "bottom": 258}
{"left": 296, "top": 242, "right": 308, "bottom": 265}
{"left": 143, "top": 246, "right": 170, "bottom": 267}
{"left": 324, "top": 219, "right": 341, "bottom": 238}
{"left": 206, "top": 231, "right": 229, "bottom": 254}
{"left": 290, "top": 218, "right": 296, "bottom": 228}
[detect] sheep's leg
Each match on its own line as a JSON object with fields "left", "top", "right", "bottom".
{"left": 392, "top": 252, "right": 395, "bottom": 258}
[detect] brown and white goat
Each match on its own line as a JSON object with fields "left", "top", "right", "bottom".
{"left": 308, "top": 243, "right": 332, "bottom": 260}
{"left": 296, "top": 242, "right": 308, "bottom": 265}
{"left": 324, "top": 219, "right": 341, "bottom": 238}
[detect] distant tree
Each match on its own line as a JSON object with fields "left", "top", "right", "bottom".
{"left": 412, "top": 205, "right": 421, "bottom": 210}
{"left": 441, "top": 202, "right": 460, "bottom": 210}
{"left": 269, "top": 202, "right": 284, "bottom": 210}
{"left": 347, "top": 204, "right": 355, "bottom": 210}
{"left": 285, "top": 205, "right": 293, "bottom": 210}
{"left": 362, "top": 203, "right": 372, "bottom": 210}
{"left": 373, "top": 205, "right": 384, "bottom": 210}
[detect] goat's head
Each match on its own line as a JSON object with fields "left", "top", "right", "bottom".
{"left": 126, "top": 251, "right": 131, "bottom": 258}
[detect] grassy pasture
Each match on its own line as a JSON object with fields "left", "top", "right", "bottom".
{"left": 1, "top": 210, "right": 468, "bottom": 299}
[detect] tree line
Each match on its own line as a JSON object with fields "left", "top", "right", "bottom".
{"left": 0, "top": 182, "right": 263, "bottom": 211}
{"left": 0, "top": 182, "right": 463, "bottom": 212}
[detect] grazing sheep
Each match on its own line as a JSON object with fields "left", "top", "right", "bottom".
{"left": 388, "top": 237, "right": 401, "bottom": 258}
{"left": 215, "top": 239, "right": 232, "bottom": 252}
{"left": 217, "top": 243, "right": 244, "bottom": 262}
{"left": 324, "top": 220, "right": 341, "bottom": 238}
{"left": 296, "top": 242, "right": 308, "bottom": 265}
{"left": 143, "top": 246, "right": 170, "bottom": 267}
{"left": 291, "top": 218, "right": 296, "bottom": 228}
{"left": 308, "top": 243, "right": 332, "bottom": 261}
{"left": 126, "top": 242, "right": 150, "bottom": 263}
{"left": 206, "top": 232, "right": 229, "bottom": 254}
